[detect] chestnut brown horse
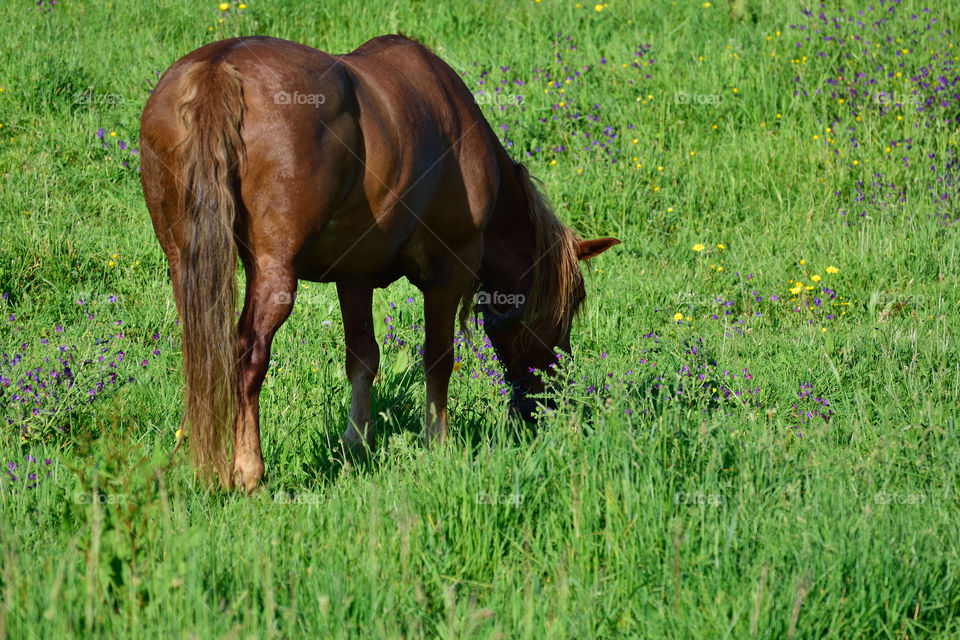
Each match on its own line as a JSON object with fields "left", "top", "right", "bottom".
{"left": 139, "top": 35, "right": 619, "bottom": 491}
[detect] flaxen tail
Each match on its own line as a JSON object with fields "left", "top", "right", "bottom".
{"left": 174, "top": 61, "right": 245, "bottom": 486}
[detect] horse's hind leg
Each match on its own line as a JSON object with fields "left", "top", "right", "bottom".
{"left": 336, "top": 281, "right": 379, "bottom": 450}
{"left": 232, "top": 265, "right": 297, "bottom": 491}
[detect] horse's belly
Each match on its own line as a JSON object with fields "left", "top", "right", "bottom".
{"left": 293, "top": 211, "right": 413, "bottom": 284}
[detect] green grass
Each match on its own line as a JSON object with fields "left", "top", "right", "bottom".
{"left": 2, "top": 0, "right": 960, "bottom": 637}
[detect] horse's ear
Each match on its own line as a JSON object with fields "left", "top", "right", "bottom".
{"left": 575, "top": 237, "right": 621, "bottom": 261}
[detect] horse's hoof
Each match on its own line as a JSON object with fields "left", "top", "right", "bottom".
{"left": 340, "top": 438, "right": 372, "bottom": 462}
{"left": 420, "top": 428, "right": 448, "bottom": 448}
{"left": 341, "top": 426, "right": 374, "bottom": 457}
{"left": 231, "top": 457, "right": 264, "bottom": 493}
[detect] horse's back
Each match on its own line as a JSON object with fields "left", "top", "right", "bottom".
{"left": 141, "top": 34, "right": 502, "bottom": 286}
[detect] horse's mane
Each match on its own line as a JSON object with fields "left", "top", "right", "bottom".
{"left": 514, "top": 163, "right": 581, "bottom": 333}
{"left": 394, "top": 31, "right": 423, "bottom": 44}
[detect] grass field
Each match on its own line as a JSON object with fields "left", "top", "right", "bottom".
{"left": 2, "top": 0, "right": 959, "bottom": 637}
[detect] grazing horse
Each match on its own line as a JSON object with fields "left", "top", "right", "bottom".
{"left": 139, "top": 35, "right": 619, "bottom": 491}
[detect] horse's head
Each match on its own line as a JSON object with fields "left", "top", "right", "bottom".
{"left": 480, "top": 236, "right": 620, "bottom": 422}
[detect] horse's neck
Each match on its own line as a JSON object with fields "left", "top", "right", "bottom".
{"left": 480, "top": 155, "right": 536, "bottom": 295}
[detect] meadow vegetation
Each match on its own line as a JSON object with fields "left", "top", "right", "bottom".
{"left": 1, "top": 0, "right": 958, "bottom": 637}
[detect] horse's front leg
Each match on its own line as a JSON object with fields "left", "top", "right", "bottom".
{"left": 336, "top": 281, "right": 380, "bottom": 450}
{"left": 422, "top": 266, "right": 476, "bottom": 444}
{"left": 232, "top": 266, "right": 296, "bottom": 492}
